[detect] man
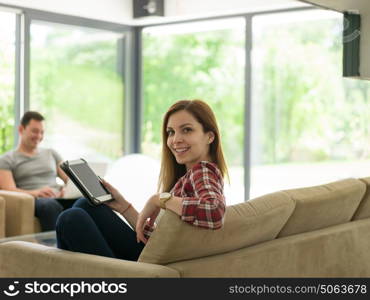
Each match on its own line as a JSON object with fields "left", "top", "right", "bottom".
{"left": 0, "top": 111, "right": 68, "bottom": 231}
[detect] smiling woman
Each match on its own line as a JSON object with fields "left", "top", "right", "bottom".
{"left": 56, "top": 99, "right": 228, "bottom": 261}
{"left": 142, "top": 18, "right": 245, "bottom": 205}
{"left": 159, "top": 99, "right": 228, "bottom": 193}
{"left": 166, "top": 110, "right": 214, "bottom": 170}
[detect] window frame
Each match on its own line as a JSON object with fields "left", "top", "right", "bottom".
{"left": 138, "top": 7, "right": 318, "bottom": 200}
{"left": 0, "top": 4, "right": 131, "bottom": 155}
{"left": 1, "top": 2, "right": 318, "bottom": 200}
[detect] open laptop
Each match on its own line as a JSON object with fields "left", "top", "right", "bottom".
{"left": 62, "top": 162, "right": 109, "bottom": 199}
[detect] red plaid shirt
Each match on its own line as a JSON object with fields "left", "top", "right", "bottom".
{"left": 144, "top": 161, "right": 225, "bottom": 238}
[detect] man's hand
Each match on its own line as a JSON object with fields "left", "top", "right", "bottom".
{"left": 33, "top": 186, "right": 58, "bottom": 198}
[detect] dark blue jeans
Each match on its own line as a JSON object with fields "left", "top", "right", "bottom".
{"left": 35, "top": 198, "right": 64, "bottom": 231}
{"left": 56, "top": 198, "right": 145, "bottom": 261}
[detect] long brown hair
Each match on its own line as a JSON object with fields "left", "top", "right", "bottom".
{"left": 158, "top": 99, "right": 228, "bottom": 192}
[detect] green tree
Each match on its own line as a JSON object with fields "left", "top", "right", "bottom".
{"left": 256, "top": 16, "right": 370, "bottom": 164}
{"left": 0, "top": 49, "right": 15, "bottom": 154}
{"left": 142, "top": 29, "right": 245, "bottom": 166}
{"left": 30, "top": 27, "right": 124, "bottom": 159}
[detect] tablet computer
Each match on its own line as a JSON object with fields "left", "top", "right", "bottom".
{"left": 60, "top": 158, "right": 113, "bottom": 206}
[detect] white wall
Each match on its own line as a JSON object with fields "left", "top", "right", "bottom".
{"left": 141, "top": 0, "right": 308, "bottom": 26}
{"left": 166, "top": 0, "right": 306, "bottom": 17}
{"left": 0, "top": 0, "right": 307, "bottom": 25}
{"left": 0, "top": 0, "right": 132, "bottom": 24}
{"left": 300, "top": 0, "right": 370, "bottom": 80}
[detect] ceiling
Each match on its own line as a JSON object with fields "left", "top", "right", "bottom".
{"left": 298, "top": 0, "right": 370, "bottom": 13}
{"left": 0, "top": 0, "right": 311, "bottom": 26}
{"left": 134, "top": 0, "right": 311, "bottom": 26}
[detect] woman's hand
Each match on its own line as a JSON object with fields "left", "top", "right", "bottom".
{"left": 100, "top": 178, "right": 130, "bottom": 213}
{"left": 57, "top": 187, "right": 66, "bottom": 198}
{"left": 136, "top": 194, "right": 161, "bottom": 244}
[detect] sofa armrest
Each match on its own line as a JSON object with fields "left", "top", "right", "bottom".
{"left": 0, "top": 197, "right": 5, "bottom": 238}
{"left": 0, "top": 241, "right": 180, "bottom": 278}
{"left": 0, "top": 190, "right": 35, "bottom": 237}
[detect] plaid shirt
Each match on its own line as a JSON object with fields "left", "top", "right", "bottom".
{"left": 144, "top": 161, "right": 225, "bottom": 238}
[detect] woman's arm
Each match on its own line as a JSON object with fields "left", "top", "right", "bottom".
{"left": 162, "top": 195, "right": 183, "bottom": 215}
{"left": 57, "top": 162, "right": 68, "bottom": 184}
{"left": 136, "top": 162, "right": 225, "bottom": 243}
{"left": 180, "top": 162, "right": 226, "bottom": 229}
{"left": 135, "top": 194, "right": 182, "bottom": 244}
{"left": 100, "top": 179, "right": 139, "bottom": 229}
{"left": 115, "top": 202, "right": 140, "bottom": 230}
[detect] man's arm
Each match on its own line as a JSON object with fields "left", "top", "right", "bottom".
{"left": 0, "top": 169, "right": 57, "bottom": 198}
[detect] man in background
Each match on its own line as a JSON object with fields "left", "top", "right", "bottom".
{"left": 0, "top": 111, "right": 67, "bottom": 231}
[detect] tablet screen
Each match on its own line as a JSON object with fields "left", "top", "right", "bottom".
{"left": 69, "top": 162, "right": 108, "bottom": 197}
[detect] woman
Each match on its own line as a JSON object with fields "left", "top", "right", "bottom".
{"left": 56, "top": 99, "right": 228, "bottom": 261}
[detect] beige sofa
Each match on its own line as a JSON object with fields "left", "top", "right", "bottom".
{"left": 0, "top": 196, "right": 5, "bottom": 238}
{"left": 1, "top": 177, "right": 370, "bottom": 277}
{"left": 0, "top": 190, "right": 41, "bottom": 237}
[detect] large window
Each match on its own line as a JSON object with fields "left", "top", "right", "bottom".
{"left": 4, "top": 4, "right": 370, "bottom": 206}
{"left": 30, "top": 21, "right": 125, "bottom": 162}
{"left": 0, "top": 10, "right": 16, "bottom": 154}
{"left": 251, "top": 10, "right": 370, "bottom": 197}
{"left": 142, "top": 18, "right": 246, "bottom": 204}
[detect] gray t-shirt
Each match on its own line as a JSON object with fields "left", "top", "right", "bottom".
{"left": 0, "top": 148, "right": 63, "bottom": 191}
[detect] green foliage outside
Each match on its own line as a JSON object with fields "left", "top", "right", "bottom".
{"left": 143, "top": 15, "right": 370, "bottom": 167}
{"left": 0, "top": 88, "right": 14, "bottom": 154}
{"left": 142, "top": 29, "right": 245, "bottom": 166}
{"left": 30, "top": 29, "right": 124, "bottom": 159}
{"left": 0, "top": 42, "right": 15, "bottom": 154}
{"left": 255, "top": 17, "right": 370, "bottom": 164}
{"left": 3, "top": 12, "right": 370, "bottom": 166}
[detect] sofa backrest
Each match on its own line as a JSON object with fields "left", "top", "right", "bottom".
{"left": 166, "top": 218, "right": 370, "bottom": 277}
{"left": 138, "top": 191, "right": 295, "bottom": 265}
{"left": 278, "top": 178, "right": 365, "bottom": 238}
{"left": 352, "top": 177, "right": 370, "bottom": 220}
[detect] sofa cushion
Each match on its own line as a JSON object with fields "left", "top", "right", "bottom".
{"left": 278, "top": 178, "right": 365, "bottom": 237}
{"left": 352, "top": 177, "right": 370, "bottom": 220}
{"left": 138, "top": 191, "right": 295, "bottom": 265}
